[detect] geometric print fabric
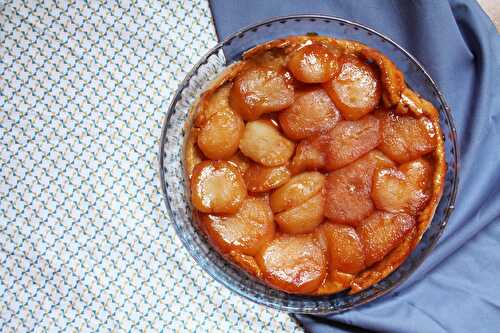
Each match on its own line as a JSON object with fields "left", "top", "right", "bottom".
{"left": 0, "top": 1, "right": 301, "bottom": 331}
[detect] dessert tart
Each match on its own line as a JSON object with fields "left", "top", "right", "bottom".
{"left": 184, "top": 35, "right": 446, "bottom": 295}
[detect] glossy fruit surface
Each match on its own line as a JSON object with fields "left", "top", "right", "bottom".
{"left": 239, "top": 120, "right": 295, "bottom": 167}
{"left": 257, "top": 234, "right": 327, "bottom": 293}
{"left": 324, "top": 55, "right": 381, "bottom": 120}
{"left": 288, "top": 44, "right": 340, "bottom": 83}
{"left": 191, "top": 161, "right": 247, "bottom": 214}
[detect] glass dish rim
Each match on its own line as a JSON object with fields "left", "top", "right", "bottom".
{"left": 159, "top": 14, "right": 460, "bottom": 314}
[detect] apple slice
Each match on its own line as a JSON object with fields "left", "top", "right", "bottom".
{"left": 201, "top": 196, "right": 274, "bottom": 255}
{"left": 278, "top": 88, "right": 340, "bottom": 140}
{"left": 256, "top": 233, "right": 327, "bottom": 293}
{"left": 191, "top": 161, "right": 246, "bottom": 214}
{"left": 197, "top": 108, "right": 245, "bottom": 160}
{"left": 317, "top": 223, "right": 366, "bottom": 274}
{"left": 324, "top": 150, "right": 395, "bottom": 226}
{"left": 229, "top": 251, "right": 262, "bottom": 277}
{"left": 229, "top": 66, "right": 294, "bottom": 120}
{"left": 322, "top": 115, "right": 381, "bottom": 170}
{"left": 372, "top": 158, "right": 433, "bottom": 214}
{"left": 195, "top": 84, "right": 232, "bottom": 127}
{"left": 270, "top": 171, "right": 325, "bottom": 213}
{"left": 290, "top": 115, "right": 381, "bottom": 173}
{"left": 289, "top": 136, "right": 327, "bottom": 174}
{"left": 357, "top": 211, "right": 416, "bottom": 266}
{"left": 275, "top": 192, "right": 324, "bottom": 234}
{"left": 227, "top": 151, "right": 251, "bottom": 175}
{"left": 324, "top": 54, "right": 381, "bottom": 120}
{"left": 287, "top": 43, "right": 340, "bottom": 83}
{"left": 378, "top": 111, "right": 437, "bottom": 163}
{"left": 244, "top": 163, "right": 291, "bottom": 193}
{"left": 239, "top": 120, "right": 295, "bottom": 167}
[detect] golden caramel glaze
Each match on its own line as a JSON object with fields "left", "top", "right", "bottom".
{"left": 315, "top": 269, "right": 355, "bottom": 295}
{"left": 350, "top": 226, "right": 417, "bottom": 293}
{"left": 256, "top": 233, "right": 327, "bottom": 293}
{"left": 201, "top": 196, "right": 275, "bottom": 255}
{"left": 278, "top": 87, "right": 341, "bottom": 140}
{"left": 239, "top": 120, "right": 295, "bottom": 166}
{"left": 227, "top": 151, "right": 252, "bottom": 174}
{"left": 359, "top": 48, "right": 405, "bottom": 107}
{"left": 275, "top": 192, "right": 325, "bottom": 234}
{"left": 269, "top": 172, "right": 325, "bottom": 213}
{"left": 191, "top": 161, "right": 247, "bottom": 214}
{"left": 320, "top": 222, "right": 366, "bottom": 274}
{"left": 229, "top": 251, "right": 263, "bottom": 278}
{"left": 244, "top": 163, "right": 291, "bottom": 193}
{"left": 184, "top": 127, "right": 204, "bottom": 179}
{"left": 323, "top": 54, "right": 382, "bottom": 120}
{"left": 184, "top": 35, "right": 446, "bottom": 296}
{"left": 287, "top": 43, "right": 341, "bottom": 83}
{"left": 397, "top": 89, "right": 446, "bottom": 249}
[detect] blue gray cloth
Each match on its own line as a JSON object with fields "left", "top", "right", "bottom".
{"left": 209, "top": 0, "right": 500, "bottom": 332}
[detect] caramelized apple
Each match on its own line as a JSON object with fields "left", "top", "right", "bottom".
{"left": 270, "top": 171, "right": 325, "bottom": 213}
{"left": 191, "top": 161, "right": 246, "bottom": 214}
{"left": 323, "top": 115, "right": 381, "bottom": 170}
{"left": 290, "top": 116, "right": 381, "bottom": 173}
{"left": 227, "top": 151, "right": 251, "bottom": 174}
{"left": 239, "top": 120, "right": 295, "bottom": 166}
{"left": 360, "top": 48, "right": 405, "bottom": 107}
{"left": 318, "top": 223, "right": 366, "bottom": 274}
{"left": 289, "top": 137, "right": 326, "bottom": 174}
{"left": 378, "top": 111, "right": 437, "bottom": 163}
{"left": 324, "top": 55, "right": 381, "bottom": 120}
{"left": 256, "top": 233, "right": 327, "bottom": 293}
{"left": 324, "top": 150, "right": 394, "bottom": 226}
{"left": 287, "top": 44, "right": 340, "bottom": 83}
{"left": 201, "top": 196, "right": 274, "bottom": 255}
{"left": 229, "top": 66, "right": 294, "bottom": 120}
{"left": 315, "top": 270, "right": 355, "bottom": 295}
{"left": 357, "top": 211, "right": 415, "bottom": 266}
{"left": 275, "top": 192, "right": 324, "bottom": 234}
{"left": 197, "top": 108, "right": 245, "bottom": 159}
{"left": 195, "top": 84, "right": 233, "bottom": 127}
{"left": 229, "top": 251, "right": 262, "bottom": 277}
{"left": 184, "top": 128, "right": 204, "bottom": 178}
{"left": 244, "top": 163, "right": 291, "bottom": 192}
{"left": 372, "top": 158, "right": 432, "bottom": 214}
{"left": 278, "top": 88, "right": 340, "bottom": 140}
{"left": 186, "top": 36, "right": 445, "bottom": 296}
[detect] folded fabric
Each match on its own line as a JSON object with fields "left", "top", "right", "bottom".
{"left": 209, "top": 0, "right": 500, "bottom": 332}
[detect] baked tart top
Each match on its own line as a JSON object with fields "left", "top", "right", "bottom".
{"left": 184, "top": 35, "right": 445, "bottom": 295}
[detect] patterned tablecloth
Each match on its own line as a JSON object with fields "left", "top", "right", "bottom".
{"left": 0, "top": 1, "right": 301, "bottom": 331}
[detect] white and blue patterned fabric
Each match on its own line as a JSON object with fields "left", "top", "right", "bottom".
{"left": 0, "top": 1, "right": 301, "bottom": 331}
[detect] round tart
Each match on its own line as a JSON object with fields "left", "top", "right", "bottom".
{"left": 184, "top": 35, "right": 446, "bottom": 295}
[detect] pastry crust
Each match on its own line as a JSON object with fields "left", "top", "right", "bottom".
{"left": 184, "top": 35, "right": 446, "bottom": 295}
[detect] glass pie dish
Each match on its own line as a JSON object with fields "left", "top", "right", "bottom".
{"left": 159, "top": 15, "right": 459, "bottom": 314}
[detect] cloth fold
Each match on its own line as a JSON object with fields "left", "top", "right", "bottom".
{"left": 209, "top": 0, "right": 500, "bottom": 332}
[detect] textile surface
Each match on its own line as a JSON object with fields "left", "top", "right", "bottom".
{"left": 0, "top": 1, "right": 301, "bottom": 331}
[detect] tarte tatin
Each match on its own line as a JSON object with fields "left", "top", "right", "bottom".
{"left": 184, "top": 35, "right": 446, "bottom": 295}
